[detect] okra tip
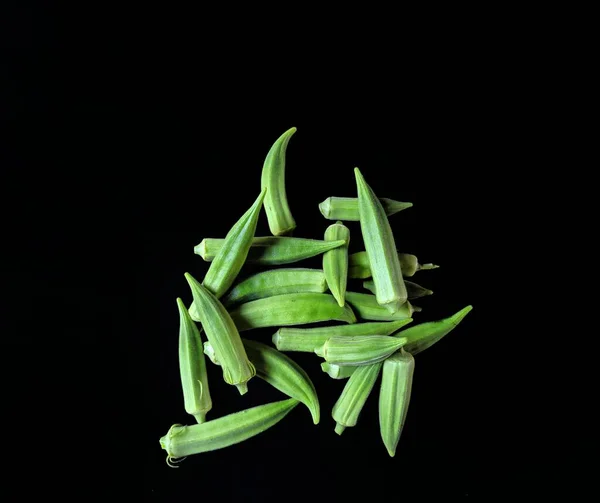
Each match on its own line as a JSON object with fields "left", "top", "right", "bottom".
{"left": 451, "top": 305, "right": 473, "bottom": 325}
{"left": 335, "top": 423, "right": 346, "bottom": 435}
{"left": 193, "top": 239, "right": 207, "bottom": 258}
{"left": 318, "top": 198, "right": 331, "bottom": 218}
{"left": 236, "top": 382, "right": 249, "bottom": 395}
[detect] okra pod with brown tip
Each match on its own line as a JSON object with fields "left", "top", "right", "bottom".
{"left": 319, "top": 196, "right": 412, "bottom": 221}
{"left": 345, "top": 291, "right": 415, "bottom": 321}
{"left": 348, "top": 251, "right": 439, "bottom": 279}
{"left": 323, "top": 221, "right": 350, "bottom": 307}
{"left": 315, "top": 335, "right": 408, "bottom": 366}
{"left": 364, "top": 279, "right": 433, "bottom": 300}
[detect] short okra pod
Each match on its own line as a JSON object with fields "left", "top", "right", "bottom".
{"left": 320, "top": 362, "right": 357, "bottom": 379}
{"left": 160, "top": 398, "right": 299, "bottom": 463}
{"left": 379, "top": 348, "right": 415, "bottom": 457}
{"left": 201, "top": 188, "right": 266, "bottom": 298}
{"left": 396, "top": 305, "right": 473, "bottom": 355}
{"left": 364, "top": 279, "right": 433, "bottom": 300}
{"left": 221, "top": 268, "right": 327, "bottom": 307}
{"left": 185, "top": 273, "right": 255, "bottom": 395}
{"left": 261, "top": 127, "right": 297, "bottom": 236}
{"left": 272, "top": 319, "right": 413, "bottom": 353}
{"left": 176, "top": 298, "right": 211, "bottom": 424}
{"left": 332, "top": 361, "right": 383, "bottom": 434}
{"left": 204, "top": 338, "right": 320, "bottom": 424}
{"left": 315, "top": 335, "right": 408, "bottom": 366}
{"left": 323, "top": 221, "right": 350, "bottom": 306}
{"left": 319, "top": 196, "right": 412, "bottom": 221}
{"left": 345, "top": 291, "right": 415, "bottom": 321}
{"left": 348, "top": 251, "right": 439, "bottom": 279}
{"left": 228, "top": 293, "right": 356, "bottom": 331}
{"left": 355, "top": 168, "right": 407, "bottom": 313}
{"left": 195, "top": 236, "right": 346, "bottom": 265}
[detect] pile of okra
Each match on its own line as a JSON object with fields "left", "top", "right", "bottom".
{"left": 160, "top": 127, "right": 472, "bottom": 465}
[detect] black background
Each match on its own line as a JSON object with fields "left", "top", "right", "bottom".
{"left": 2, "top": 3, "right": 550, "bottom": 499}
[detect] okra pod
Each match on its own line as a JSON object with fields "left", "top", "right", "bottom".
{"left": 345, "top": 291, "right": 414, "bottom": 321}
{"left": 319, "top": 196, "right": 412, "bottom": 221}
{"left": 364, "top": 279, "right": 433, "bottom": 300}
{"left": 348, "top": 251, "right": 439, "bottom": 279}
{"left": 316, "top": 335, "right": 408, "bottom": 366}
{"left": 323, "top": 221, "right": 350, "bottom": 307}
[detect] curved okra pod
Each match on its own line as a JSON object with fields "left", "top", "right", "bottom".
{"left": 272, "top": 319, "right": 413, "bottom": 353}
{"left": 364, "top": 279, "right": 433, "bottom": 300}
{"left": 221, "top": 268, "right": 327, "bottom": 307}
{"left": 185, "top": 273, "right": 255, "bottom": 395}
{"left": 176, "top": 298, "right": 211, "bottom": 424}
{"left": 160, "top": 398, "right": 299, "bottom": 462}
{"left": 319, "top": 196, "right": 413, "bottom": 221}
{"left": 195, "top": 237, "right": 346, "bottom": 266}
{"left": 332, "top": 361, "right": 383, "bottom": 434}
{"left": 203, "top": 339, "right": 320, "bottom": 424}
{"left": 321, "top": 362, "right": 357, "bottom": 379}
{"left": 345, "top": 291, "right": 415, "bottom": 321}
{"left": 348, "top": 251, "right": 439, "bottom": 279}
{"left": 261, "top": 127, "right": 297, "bottom": 236}
{"left": 315, "top": 335, "right": 408, "bottom": 366}
{"left": 355, "top": 168, "right": 407, "bottom": 313}
{"left": 396, "top": 305, "right": 473, "bottom": 355}
{"left": 228, "top": 293, "right": 356, "bottom": 331}
{"left": 379, "top": 348, "right": 415, "bottom": 457}
{"left": 201, "top": 188, "right": 266, "bottom": 298}
{"left": 323, "top": 221, "right": 350, "bottom": 306}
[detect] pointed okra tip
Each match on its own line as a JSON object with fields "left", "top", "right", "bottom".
{"left": 193, "top": 239, "right": 207, "bottom": 259}
{"left": 335, "top": 423, "right": 346, "bottom": 435}
{"left": 450, "top": 305, "right": 473, "bottom": 326}
{"left": 318, "top": 197, "right": 331, "bottom": 218}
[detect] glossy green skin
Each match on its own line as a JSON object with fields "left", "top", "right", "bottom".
{"left": 272, "top": 319, "right": 413, "bottom": 353}
{"left": 323, "top": 221, "right": 350, "bottom": 307}
{"left": 355, "top": 168, "right": 407, "bottom": 313}
{"left": 177, "top": 298, "right": 211, "bottom": 424}
{"left": 319, "top": 197, "right": 412, "bottom": 221}
{"left": 345, "top": 291, "right": 414, "bottom": 321}
{"left": 228, "top": 293, "right": 356, "bottom": 331}
{"left": 195, "top": 237, "right": 346, "bottom": 266}
{"left": 160, "top": 398, "right": 299, "bottom": 458}
{"left": 364, "top": 279, "right": 433, "bottom": 300}
{"left": 261, "top": 127, "right": 297, "bottom": 236}
{"left": 185, "top": 273, "right": 255, "bottom": 394}
{"left": 332, "top": 361, "right": 383, "bottom": 434}
{"left": 320, "top": 362, "right": 357, "bottom": 379}
{"left": 221, "top": 268, "right": 327, "bottom": 307}
{"left": 204, "top": 339, "right": 320, "bottom": 424}
{"left": 379, "top": 349, "right": 415, "bottom": 457}
{"left": 317, "top": 335, "right": 408, "bottom": 366}
{"left": 396, "top": 305, "right": 473, "bottom": 355}
{"left": 348, "top": 251, "right": 438, "bottom": 279}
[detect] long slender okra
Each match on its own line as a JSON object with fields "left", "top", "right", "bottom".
{"left": 332, "top": 361, "right": 383, "bottom": 434}
{"left": 176, "top": 298, "right": 211, "bottom": 424}
{"left": 323, "top": 221, "right": 350, "bottom": 307}
{"left": 202, "top": 188, "right": 266, "bottom": 298}
{"left": 349, "top": 251, "right": 439, "bottom": 279}
{"left": 228, "top": 293, "right": 356, "bottom": 331}
{"left": 364, "top": 279, "right": 433, "bottom": 300}
{"left": 319, "top": 196, "right": 413, "bottom": 221}
{"left": 203, "top": 338, "right": 320, "bottom": 424}
{"left": 272, "top": 319, "right": 413, "bottom": 353}
{"left": 379, "top": 349, "right": 415, "bottom": 457}
{"left": 195, "top": 237, "right": 346, "bottom": 265}
{"left": 160, "top": 398, "right": 299, "bottom": 462}
{"left": 320, "top": 362, "right": 357, "bottom": 379}
{"left": 345, "top": 291, "right": 414, "bottom": 321}
{"left": 261, "top": 127, "right": 296, "bottom": 236}
{"left": 355, "top": 168, "right": 407, "bottom": 313}
{"left": 396, "top": 305, "right": 473, "bottom": 355}
{"left": 315, "top": 335, "right": 408, "bottom": 366}
{"left": 221, "top": 268, "right": 327, "bottom": 307}
{"left": 185, "top": 273, "right": 255, "bottom": 395}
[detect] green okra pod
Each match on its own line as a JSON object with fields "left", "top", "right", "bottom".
{"left": 349, "top": 251, "right": 439, "bottom": 279}
{"left": 204, "top": 338, "right": 320, "bottom": 424}
{"left": 332, "top": 361, "right": 383, "bottom": 434}
{"left": 355, "top": 168, "right": 407, "bottom": 313}
{"left": 345, "top": 291, "right": 415, "bottom": 321}
{"left": 228, "top": 293, "right": 356, "bottom": 331}
{"left": 261, "top": 127, "right": 297, "bottom": 236}
{"left": 160, "top": 398, "right": 298, "bottom": 463}
{"left": 323, "top": 221, "right": 350, "bottom": 307}
{"left": 176, "top": 298, "right": 211, "bottom": 424}
{"left": 185, "top": 273, "right": 255, "bottom": 395}
{"left": 364, "top": 279, "right": 433, "bottom": 300}
{"left": 272, "top": 319, "right": 413, "bottom": 353}
{"left": 201, "top": 188, "right": 266, "bottom": 298}
{"left": 315, "top": 335, "right": 408, "bottom": 366}
{"left": 379, "top": 348, "right": 415, "bottom": 457}
{"left": 320, "top": 362, "right": 357, "bottom": 379}
{"left": 396, "top": 305, "right": 473, "bottom": 355}
{"left": 319, "top": 196, "right": 412, "bottom": 221}
{"left": 221, "top": 268, "right": 327, "bottom": 307}
{"left": 195, "top": 237, "right": 346, "bottom": 266}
